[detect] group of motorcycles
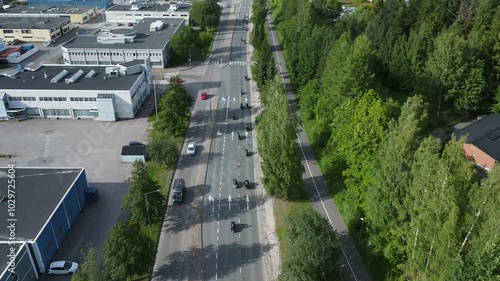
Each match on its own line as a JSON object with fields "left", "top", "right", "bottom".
{"left": 233, "top": 178, "right": 251, "bottom": 189}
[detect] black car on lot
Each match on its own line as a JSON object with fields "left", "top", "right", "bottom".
{"left": 172, "top": 179, "right": 185, "bottom": 205}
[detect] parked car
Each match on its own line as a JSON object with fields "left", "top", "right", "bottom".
{"left": 172, "top": 179, "right": 185, "bottom": 205}
{"left": 200, "top": 91, "right": 207, "bottom": 100}
{"left": 129, "top": 141, "right": 144, "bottom": 146}
{"left": 187, "top": 143, "right": 196, "bottom": 156}
{"left": 47, "top": 261, "right": 78, "bottom": 275}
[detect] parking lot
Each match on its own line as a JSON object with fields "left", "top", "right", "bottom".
{"left": 0, "top": 118, "right": 150, "bottom": 280}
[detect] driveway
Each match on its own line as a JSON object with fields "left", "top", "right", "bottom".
{"left": 0, "top": 118, "right": 150, "bottom": 280}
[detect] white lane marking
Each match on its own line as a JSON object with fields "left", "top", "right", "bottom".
{"left": 217, "top": 236, "right": 219, "bottom": 242}
{"left": 122, "top": 122, "right": 128, "bottom": 131}
{"left": 240, "top": 267, "right": 242, "bottom": 273}
{"left": 217, "top": 228, "right": 219, "bottom": 234}
{"left": 216, "top": 252, "right": 218, "bottom": 259}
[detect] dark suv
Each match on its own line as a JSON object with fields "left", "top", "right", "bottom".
{"left": 172, "top": 179, "right": 185, "bottom": 205}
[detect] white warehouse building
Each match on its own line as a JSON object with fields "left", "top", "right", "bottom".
{"left": 0, "top": 59, "right": 151, "bottom": 121}
{"left": 105, "top": 1, "right": 191, "bottom": 24}
{"left": 61, "top": 18, "right": 184, "bottom": 68}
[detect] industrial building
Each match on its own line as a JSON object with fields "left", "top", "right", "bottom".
{"left": 61, "top": 17, "right": 184, "bottom": 68}
{"left": 105, "top": 2, "right": 191, "bottom": 24}
{"left": 0, "top": 58, "right": 151, "bottom": 121}
{"left": 0, "top": 5, "right": 98, "bottom": 24}
{"left": 0, "top": 167, "right": 90, "bottom": 280}
{"left": 0, "top": 16, "right": 71, "bottom": 42}
{"left": 27, "top": 0, "right": 112, "bottom": 9}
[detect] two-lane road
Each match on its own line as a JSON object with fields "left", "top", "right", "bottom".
{"left": 203, "top": 0, "right": 264, "bottom": 280}
{"left": 152, "top": 0, "right": 264, "bottom": 280}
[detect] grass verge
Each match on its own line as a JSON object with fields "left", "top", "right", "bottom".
{"left": 273, "top": 197, "right": 312, "bottom": 262}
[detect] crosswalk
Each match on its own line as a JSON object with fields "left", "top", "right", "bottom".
{"left": 201, "top": 60, "right": 247, "bottom": 66}
{"left": 229, "top": 60, "right": 247, "bottom": 66}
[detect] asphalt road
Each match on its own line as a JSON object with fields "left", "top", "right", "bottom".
{"left": 152, "top": 0, "right": 264, "bottom": 280}
{"left": 266, "top": 10, "right": 372, "bottom": 281}
{"left": 202, "top": 2, "right": 264, "bottom": 280}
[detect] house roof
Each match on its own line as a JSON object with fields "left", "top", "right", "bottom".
{"left": 121, "top": 145, "right": 147, "bottom": 156}
{"left": 0, "top": 16, "right": 70, "bottom": 30}
{"left": 0, "top": 168, "right": 83, "bottom": 241}
{"left": 0, "top": 5, "right": 94, "bottom": 16}
{"left": 107, "top": 2, "right": 191, "bottom": 12}
{"left": 454, "top": 114, "right": 500, "bottom": 161}
{"left": 0, "top": 64, "right": 143, "bottom": 91}
{"left": 63, "top": 17, "right": 184, "bottom": 50}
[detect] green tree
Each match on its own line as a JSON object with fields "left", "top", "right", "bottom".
{"left": 169, "top": 26, "right": 198, "bottom": 60}
{"left": 72, "top": 244, "right": 107, "bottom": 281}
{"left": 366, "top": 95, "right": 428, "bottom": 278}
{"left": 279, "top": 209, "right": 340, "bottom": 281}
{"left": 326, "top": 90, "right": 389, "bottom": 221}
{"left": 148, "top": 131, "right": 179, "bottom": 168}
{"left": 318, "top": 33, "right": 375, "bottom": 121}
{"left": 425, "top": 30, "right": 486, "bottom": 112}
{"left": 154, "top": 76, "right": 193, "bottom": 136}
{"left": 122, "top": 161, "right": 165, "bottom": 226}
{"left": 406, "top": 137, "right": 474, "bottom": 280}
{"left": 202, "top": 0, "right": 222, "bottom": 28}
{"left": 103, "top": 222, "right": 156, "bottom": 280}
{"left": 257, "top": 77, "right": 304, "bottom": 199}
{"left": 491, "top": 86, "right": 500, "bottom": 113}
{"left": 189, "top": 1, "right": 204, "bottom": 26}
{"left": 458, "top": 166, "right": 500, "bottom": 280}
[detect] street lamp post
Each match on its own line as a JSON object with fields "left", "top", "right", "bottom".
{"left": 359, "top": 217, "right": 365, "bottom": 240}
{"left": 145, "top": 190, "right": 160, "bottom": 235}
{"left": 153, "top": 82, "right": 158, "bottom": 122}
{"left": 189, "top": 44, "right": 194, "bottom": 67}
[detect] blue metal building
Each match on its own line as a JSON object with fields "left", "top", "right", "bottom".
{"left": 0, "top": 167, "right": 89, "bottom": 280}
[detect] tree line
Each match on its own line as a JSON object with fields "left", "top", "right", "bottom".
{"left": 250, "top": 0, "right": 341, "bottom": 280}
{"left": 270, "top": 0, "right": 500, "bottom": 279}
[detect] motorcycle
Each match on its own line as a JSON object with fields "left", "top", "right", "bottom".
{"left": 245, "top": 149, "right": 249, "bottom": 156}
{"left": 231, "top": 221, "right": 236, "bottom": 233}
{"left": 232, "top": 113, "right": 236, "bottom": 120}
{"left": 233, "top": 178, "right": 238, "bottom": 189}
{"left": 244, "top": 180, "right": 250, "bottom": 189}
{"left": 245, "top": 124, "right": 250, "bottom": 131}
{"left": 237, "top": 132, "right": 241, "bottom": 140}
{"left": 246, "top": 103, "right": 249, "bottom": 109}
{"left": 240, "top": 103, "right": 244, "bottom": 110}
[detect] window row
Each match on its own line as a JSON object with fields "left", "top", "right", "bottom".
{"left": 9, "top": 96, "right": 98, "bottom": 102}
{"left": 69, "top": 51, "right": 161, "bottom": 57}
{"left": 70, "top": 97, "right": 97, "bottom": 102}
{"left": 40, "top": 97, "right": 67, "bottom": 102}
{"left": 9, "top": 97, "right": 36, "bottom": 101}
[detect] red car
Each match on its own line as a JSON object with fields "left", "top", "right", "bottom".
{"left": 200, "top": 91, "right": 207, "bottom": 100}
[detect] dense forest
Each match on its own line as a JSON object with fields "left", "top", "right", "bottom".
{"left": 268, "top": 0, "right": 500, "bottom": 279}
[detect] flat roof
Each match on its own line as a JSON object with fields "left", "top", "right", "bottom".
{"left": 63, "top": 17, "right": 184, "bottom": 50}
{"left": 0, "top": 168, "right": 83, "bottom": 242}
{"left": 0, "top": 5, "right": 94, "bottom": 15}
{"left": 107, "top": 2, "right": 191, "bottom": 12}
{"left": 0, "top": 64, "right": 143, "bottom": 91}
{"left": 0, "top": 16, "right": 70, "bottom": 30}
